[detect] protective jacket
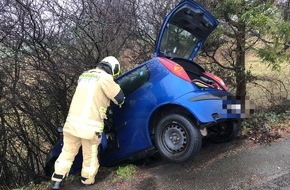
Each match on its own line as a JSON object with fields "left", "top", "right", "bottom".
{"left": 63, "top": 67, "right": 124, "bottom": 139}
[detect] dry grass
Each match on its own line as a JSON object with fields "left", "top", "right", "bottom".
{"left": 246, "top": 53, "right": 290, "bottom": 109}
{"left": 241, "top": 53, "right": 290, "bottom": 144}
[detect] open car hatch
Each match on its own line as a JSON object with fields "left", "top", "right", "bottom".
{"left": 154, "top": 0, "right": 219, "bottom": 60}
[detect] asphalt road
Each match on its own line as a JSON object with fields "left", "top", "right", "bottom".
{"left": 58, "top": 136, "right": 290, "bottom": 190}
{"left": 143, "top": 138, "right": 290, "bottom": 190}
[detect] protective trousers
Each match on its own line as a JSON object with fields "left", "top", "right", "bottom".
{"left": 51, "top": 132, "right": 101, "bottom": 185}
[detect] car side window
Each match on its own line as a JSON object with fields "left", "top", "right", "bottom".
{"left": 117, "top": 65, "right": 150, "bottom": 96}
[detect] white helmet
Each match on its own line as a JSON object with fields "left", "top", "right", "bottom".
{"left": 100, "top": 56, "right": 121, "bottom": 77}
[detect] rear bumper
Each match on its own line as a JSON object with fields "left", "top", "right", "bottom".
{"left": 173, "top": 91, "right": 254, "bottom": 123}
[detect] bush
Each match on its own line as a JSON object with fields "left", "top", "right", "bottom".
{"left": 241, "top": 102, "right": 290, "bottom": 144}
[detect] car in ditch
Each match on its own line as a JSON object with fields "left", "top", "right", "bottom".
{"left": 45, "top": 0, "right": 252, "bottom": 176}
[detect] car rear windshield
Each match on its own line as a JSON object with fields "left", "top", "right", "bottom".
{"left": 160, "top": 23, "right": 200, "bottom": 59}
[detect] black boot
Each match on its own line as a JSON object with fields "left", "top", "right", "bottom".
{"left": 51, "top": 181, "right": 61, "bottom": 190}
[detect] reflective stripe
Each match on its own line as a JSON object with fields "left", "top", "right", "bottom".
{"left": 82, "top": 144, "right": 98, "bottom": 178}
{"left": 53, "top": 160, "right": 73, "bottom": 181}
{"left": 55, "top": 160, "right": 72, "bottom": 168}
{"left": 52, "top": 173, "right": 64, "bottom": 180}
{"left": 100, "top": 107, "right": 107, "bottom": 113}
{"left": 90, "top": 144, "right": 98, "bottom": 178}
{"left": 66, "top": 115, "right": 104, "bottom": 132}
{"left": 67, "top": 114, "right": 103, "bottom": 127}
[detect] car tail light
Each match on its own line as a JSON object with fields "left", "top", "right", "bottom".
{"left": 158, "top": 57, "right": 191, "bottom": 82}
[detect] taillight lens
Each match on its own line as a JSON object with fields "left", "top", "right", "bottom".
{"left": 158, "top": 57, "right": 191, "bottom": 82}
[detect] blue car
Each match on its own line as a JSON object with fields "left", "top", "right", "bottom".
{"left": 45, "top": 0, "right": 250, "bottom": 176}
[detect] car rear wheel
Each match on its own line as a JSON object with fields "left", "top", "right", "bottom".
{"left": 154, "top": 114, "right": 202, "bottom": 163}
{"left": 208, "top": 120, "right": 239, "bottom": 143}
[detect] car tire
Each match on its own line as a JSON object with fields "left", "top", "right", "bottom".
{"left": 154, "top": 114, "right": 202, "bottom": 163}
{"left": 208, "top": 120, "right": 239, "bottom": 143}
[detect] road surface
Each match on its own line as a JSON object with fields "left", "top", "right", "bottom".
{"left": 58, "top": 136, "right": 290, "bottom": 190}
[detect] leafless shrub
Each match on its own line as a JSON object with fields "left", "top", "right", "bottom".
{"left": 0, "top": 0, "right": 143, "bottom": 187}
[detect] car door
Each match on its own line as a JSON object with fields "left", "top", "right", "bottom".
{"left": 100, "top": 64, "right": 155, "bottom": 164}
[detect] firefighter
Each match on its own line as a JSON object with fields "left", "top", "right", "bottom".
{"left": 51, "top": 56, "right": 125, "bottom": 189}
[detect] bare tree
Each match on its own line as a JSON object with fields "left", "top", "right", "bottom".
{"left": 0, "top": 0, "right": 139, "bottom": 187}
{"left": 1, "top": 0, "right": 288, "bottom": 188}
{"left": 121, "top": 0, "right": 180, "bottom": 67}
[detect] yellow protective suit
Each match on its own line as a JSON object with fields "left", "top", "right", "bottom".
{"left": 51, "top": 67, "right": 124, "bottom": 185}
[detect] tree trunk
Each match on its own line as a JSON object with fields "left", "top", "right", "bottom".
{"left": 285, "top": 0, "right": 290, "bottom": 21}
{"left": 235, "top": 21, "right": 247, "bottom": 98}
